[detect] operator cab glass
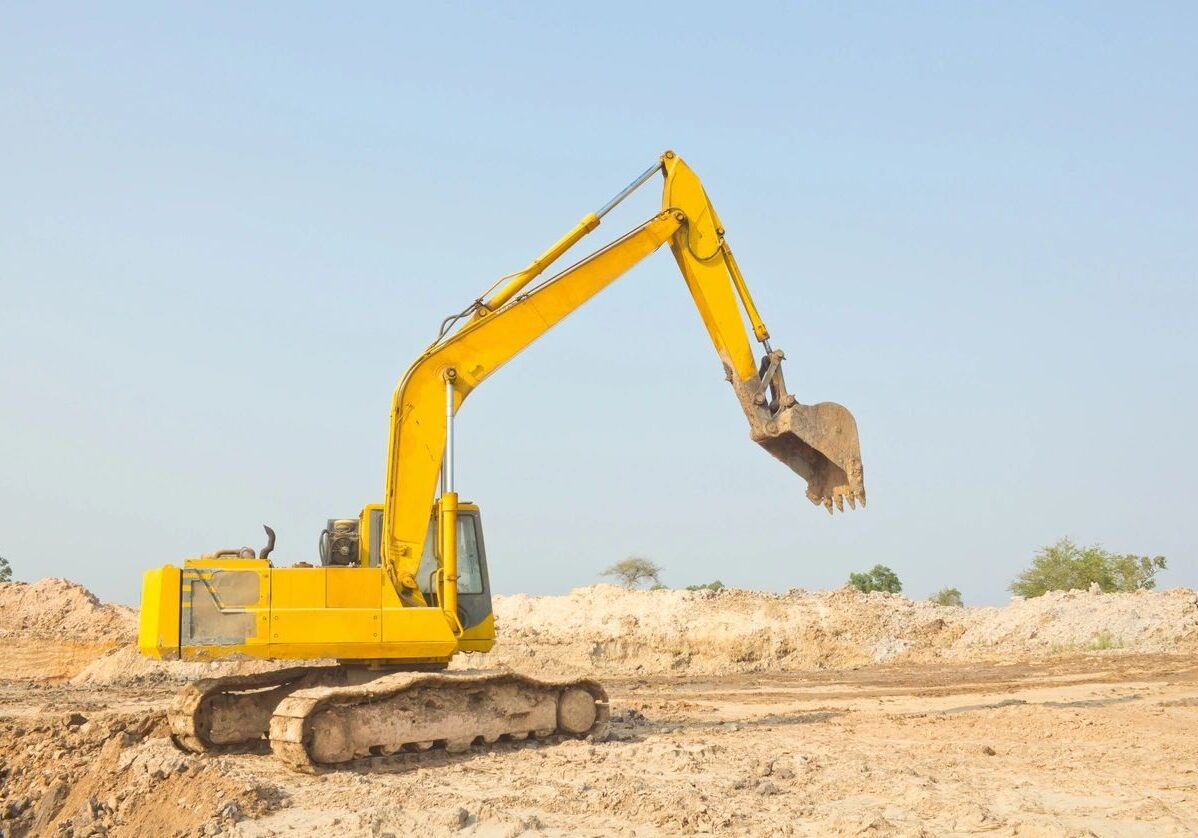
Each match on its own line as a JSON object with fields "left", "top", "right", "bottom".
{"left": 364, "top": 506, "right": 492, "bottom": 628}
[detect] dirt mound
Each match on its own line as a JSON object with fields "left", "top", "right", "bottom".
{"left": 0, "top": 704, "right": 284, "bottom": 836}
{"left": 471, "top": 585, "right": 1198, "bottom": 676}
{"left": 0, "top": 578, "right": 135, "bottom": 641}
{"left": 70, "top": 645, "right": 302, "bottom": 686}
{"left": 7, "top": 578, "right": 1198, "bottom": 684}
{"left": 0, "top": 579, "right": 137, "bottom": 681}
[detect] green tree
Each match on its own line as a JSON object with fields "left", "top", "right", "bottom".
{"left": 1009, "top": 538, "right": 1166, "bottom": 598}
{"left": 847, "top": 564, "right": 902, "bottom": 594}
{"left": 929, "top": 587, "right": 964, "bottom": 607}
{"left": 0, "top": 555, "right": 10, "bottom": 583}
{"left": 601, "top": 556, "right": 663, "bottom": 589}
{"left": 685, "top": 581, "right": 725, "bottom": 592}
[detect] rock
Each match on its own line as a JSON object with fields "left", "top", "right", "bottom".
{"left": 982, "top": 745, "right": 997, "bottom": 756}
{"left": 73, "top": 796, "right": 100, "bottom": 828}
{"left": 27, "top": 780, "right": 69, "bottom": 835}
{"left": 218, "top": 801, "right": 243, "bottom": 823}
{"left": 63, "top": 712, "right": 88, "bottom": 728}
{"left": 441, "top": 806, "right": 470, "bottom": 829}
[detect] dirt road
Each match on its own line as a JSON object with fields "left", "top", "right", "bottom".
{"left": 4, "top": 653, "right": 1197, "bottom": 836}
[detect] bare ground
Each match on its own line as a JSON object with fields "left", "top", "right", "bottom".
{"left": 3, "top": 653, "right": 1198, "bottom": 836}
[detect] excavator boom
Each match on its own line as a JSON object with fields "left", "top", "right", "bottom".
{"left": 382, "top": 150, "right": 865, "bottom": 603}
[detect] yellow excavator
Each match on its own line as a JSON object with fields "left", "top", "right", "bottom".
{"left": 139, "top": 151, "right": 865, "bottom": 771}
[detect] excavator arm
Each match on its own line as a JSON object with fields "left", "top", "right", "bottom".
{"left": 382, "top": 151, "right": 865, "bottom": 602}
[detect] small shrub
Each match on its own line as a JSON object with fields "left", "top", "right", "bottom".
{"left": 0, "top": 555, "right": 10, "bottom": 583}
{"left": 685, "top": 581, "right": 725, "bottom": 592}
{"left": 1010, "top": 538, "right": 1167, "bottom": 598}
{"left": 601, "top": 556, "right": 663, "bottom": 589}
{"left": 1088, "top": 631, "right": 1123, "bottom": 651}
{"left": 848, "top": 565, "right": 902, "bottom": 594}
{"left": 929, "top": 587, "right": 964, "bottom": 607}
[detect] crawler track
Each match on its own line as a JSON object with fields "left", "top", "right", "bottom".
{"left": 169, "top": 666, "right": 345, "bottom": 754}
{"left": 269, "top": 670, "right": 610, "bottom": 772}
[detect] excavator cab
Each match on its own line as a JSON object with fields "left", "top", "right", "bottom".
{"left": 359, "top": 503, "right": 494, "bottom": 633}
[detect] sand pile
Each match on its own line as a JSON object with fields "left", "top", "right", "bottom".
{"left": 0, "top": 578, "right": 135, "bottom": 640}
{"left": 0, "top": 579, "right": 137, "bottom": 680}
{"left": 4, "top": 578, "right": 1197, "bottom": 683}
{"left": 70, "top": 645, "right": 292, "bottom": 686}
{"left": 473, "top": 584, "right": 1198, "bottom": 676}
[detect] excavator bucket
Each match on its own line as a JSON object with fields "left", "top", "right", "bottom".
{"left": 752, "top": 400, "right": 865, "bottom": 513}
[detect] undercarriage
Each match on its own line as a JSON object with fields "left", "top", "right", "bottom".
{"left": 169, "top": 666, "right": 610, "bottom": 772}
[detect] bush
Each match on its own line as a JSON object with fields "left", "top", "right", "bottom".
{"left": 1010, "top": 538, "right": 1167, "bottom": 598}
{"left": 685, "top": 581, "right": 725, "bottom": 592}
{"left": 929, "top": 587, "right": 963, "bottom": 607}
{"left": 848, "top": 564, "right": 902, "bottom": 594}
{"left": 601, "top": 556, "right": 663, "bottom": 589}
{"left": 0, "top": 555, "right": 10, "bottom": 583}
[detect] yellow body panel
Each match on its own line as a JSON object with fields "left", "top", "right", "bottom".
{"left": 138, "top": 565, "right": 181, "bottom": 659}
{"left": 139, "top": 563, "right": 490, "bottom": 663}
{"left": 325, "top": 567, "right": 380, "bottom": 608}
{"left": 457, "top": 612, "right": 495, "bottom": 652}
{"left": 357, "top": 502, "right": 383, "bottom": 567}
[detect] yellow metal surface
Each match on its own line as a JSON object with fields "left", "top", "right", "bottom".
{"left": 271, "top": 609, "right": 378, "bottom": 645}
{"left": 661, "top": 152, "right": 758, "bottom": 381}
{"left": 478, "top": 211, "right": 602, "bottom": 314}
{"left": 458, "top": 611, "right": 495, "bottom": 652}
{"left": 137, "top": 565, "right": 181, "bottom": 660}
{"left": 357, "top": 503, "right": 382, "bottom": 567}
{"left": 183, "top": 557, "right": 271, "bottom": 571}
{"left": 438, "top": 491, "right": 460, "bottom": 632}
{"left": 155, "top": 564, "right": 470, "bottom": 662}
{"left": 271, "top": 566, "right": 325, "bottom": 609}
{"left": 326, "top": 567, "right": 380, "bottom": 608}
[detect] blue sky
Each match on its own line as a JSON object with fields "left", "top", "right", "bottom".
{"left": 1, "top": 3, "right": 1194, "bottom": 606}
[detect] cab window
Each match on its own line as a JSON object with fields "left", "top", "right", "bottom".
{"left": 416, "top": 513, "right": 485, "bottom": 597}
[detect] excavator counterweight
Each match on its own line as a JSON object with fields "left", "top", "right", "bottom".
{"left": 139, "top": 150, "right": 865, "bottom": 770}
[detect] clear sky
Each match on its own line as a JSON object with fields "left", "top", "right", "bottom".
{"left": 1, "top": 3, "right": 1195, "bottom": 606}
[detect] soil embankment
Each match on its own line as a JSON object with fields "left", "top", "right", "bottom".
{"left": 4, "top": 578, "right": 1197, "bottom": 683}
{"left": 0, "top": 579, "right": 135, "bottom": 680}
{"left": 2, "top": 578, "right": 1198, "bottom": 835}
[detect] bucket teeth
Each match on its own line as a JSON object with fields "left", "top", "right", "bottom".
{"left": 818, "top": 486, "right": 866, "bottom": 512}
